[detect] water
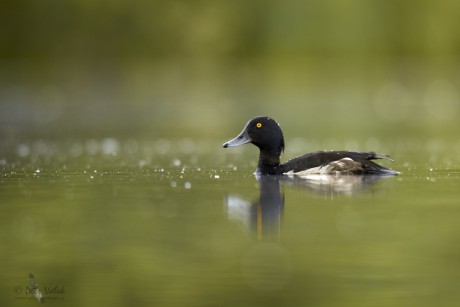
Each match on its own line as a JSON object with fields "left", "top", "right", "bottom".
{"left": 1, "top": 139, "right": 460, "bottom": 306}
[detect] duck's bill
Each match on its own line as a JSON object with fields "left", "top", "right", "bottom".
{"left": 223, "top": 131, "right": 251, "bottom": 148}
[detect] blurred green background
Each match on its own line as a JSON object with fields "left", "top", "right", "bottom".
{"left": 2, "top": 3, "right": 460, "bottom": 306}
{"left": 1, "top": 0, "right": 459, "bottom": 140}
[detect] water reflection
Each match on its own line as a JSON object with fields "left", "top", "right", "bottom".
{"left": 225, "top": 174, "right": 392, "bottom": 240}
{"left": 281, "top": 174, "right": 393, "bottom": 196}
{"left": 225, "top": 176, "right": 284, "bottom": 241}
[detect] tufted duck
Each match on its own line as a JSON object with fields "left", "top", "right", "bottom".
{"left": 223, "top": 116, "right": 399, "bottom": 175}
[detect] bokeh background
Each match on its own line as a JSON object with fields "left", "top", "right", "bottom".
{"left": 2, "top": 2, "right": 460, "bottom": 306}
{"left": 1, "top": 0, "right": 459, "bottom": 141}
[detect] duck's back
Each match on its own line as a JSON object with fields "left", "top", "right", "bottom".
{"left": 279, "top": 151, "right": 398, "bottom": 175}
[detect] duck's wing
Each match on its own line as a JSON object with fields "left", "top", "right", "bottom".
{"left": 279, "top": 151, "right": 398, "bottom": 175}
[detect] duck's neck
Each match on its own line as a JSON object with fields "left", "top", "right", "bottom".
{"left": 256, "top": 150, "right": 281, "bottom": 175}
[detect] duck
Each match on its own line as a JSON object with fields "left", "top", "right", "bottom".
{"left": 223, "top": 116, "right": 399, "bottom": 176}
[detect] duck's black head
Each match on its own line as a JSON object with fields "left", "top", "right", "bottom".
{"left": 223, "top": 117, "right": 285, "bottom": 170}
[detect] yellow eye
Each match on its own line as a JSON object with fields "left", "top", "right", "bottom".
{"left": 256, "top": 123, "right": 262, "bottom": 128}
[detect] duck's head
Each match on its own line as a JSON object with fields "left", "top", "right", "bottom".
{"left": 223, "top": 116, "right": 285, "bottom": 156}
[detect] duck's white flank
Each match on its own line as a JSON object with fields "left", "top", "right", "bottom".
{"left": 284, "top": 158, "right": 361, "bottom": 176}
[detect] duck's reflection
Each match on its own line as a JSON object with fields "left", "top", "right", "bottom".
{"left": 282, "top": 174, "right": 394, "bottom": 196}
{"left": 225, "top": 176, "right": 284, "bottom": 241}
{"left": 225, "top": 174, "right": 393, "bottom": 240}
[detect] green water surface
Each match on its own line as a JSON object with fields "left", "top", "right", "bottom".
{"left": 1, "top": 139, "right": 460, "bottom": 307}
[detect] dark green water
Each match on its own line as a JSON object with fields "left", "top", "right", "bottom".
{"left": 2, "top": 139, "right": 460, "bottom": 306}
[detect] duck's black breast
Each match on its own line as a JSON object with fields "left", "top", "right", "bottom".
{"left": 275, "top": 151, "right": 398, "bottom": 175}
